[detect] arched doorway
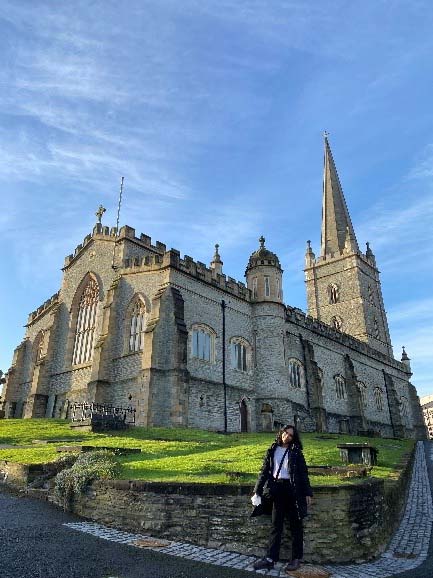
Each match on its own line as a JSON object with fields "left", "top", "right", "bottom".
{"left": 240, "top": 398, "right": 248, "bottom": 433}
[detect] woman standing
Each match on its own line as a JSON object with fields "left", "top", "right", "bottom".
{"left": 252, "top": 424, "right": 312, "bottom": 573}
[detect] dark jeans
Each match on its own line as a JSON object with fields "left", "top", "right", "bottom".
{"left": 267, "top": 479, "right": 303, "bottom": 562}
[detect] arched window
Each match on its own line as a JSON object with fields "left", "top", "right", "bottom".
{"left": 72, "top": 277, "right": 99, "bottom": 365}
{"left": 252, "top": 277, "right": 258, "bottom": 299}
{"left": 332, "top": 316, "right": 343, "bottom": 331}
{"left": 129, "top": 298, "right": 146, "bottom": 352}
{"left": 374, "top": 387, "right": 383, "bottom": 411}
{"left": 357, "top": 381, "right": 367, "bottom": 407}
{"left": 335, "top": 375, "right": 346, "bottom": 400}
{"left": 191, "top": 324, "right": 215, "bottom": 363}
{"left": 230, "top": 337, "right": 250, "bottom": 372}
{"left": 327, "top": 283, "right": 340, "bottom": 304}
{"left": 288, "top": 359, "right": 305, "bottom": 388}
{"left": 264, "top": 276, "right": 270, "bottom": 297}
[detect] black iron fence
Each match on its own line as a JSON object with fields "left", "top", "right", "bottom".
{"left": 70, "top": 402, "right": 136, "bottom": 425}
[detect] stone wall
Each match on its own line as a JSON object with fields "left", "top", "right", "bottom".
{"left": 63, "top": 459, "right": 412, "bottom": 564}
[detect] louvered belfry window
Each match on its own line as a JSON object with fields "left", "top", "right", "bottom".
{"left": 72, "top": 278, "right": 99, "bottom": 365}
{"left": 129, "top": 299, "right": 146, "bottom": 352}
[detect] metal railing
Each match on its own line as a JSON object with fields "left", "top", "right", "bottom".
{"left": 70, "top": 402, "right": 136, "bottom": 425}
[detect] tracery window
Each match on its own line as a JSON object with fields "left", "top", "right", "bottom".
{"left": 332, "top": 316, "right": 343, "bottom": 331}
{"left": 129, "top": 299, "right": 146, "bottom": 352}
{"left": 374, "top": 387, "right": 384, "bottom": 411}
{"left": 191, "top": 325, "right": 215, "bottom": 363}
{"left": 288, "top": 359, "right": 305, "bottom": 388}
{"left": 327, "top": 283, "right": 340, "bottom": 304}
{"left": 357, "top": 380, "right": 368, "bottom": 407}
{"left": 72, "top": 277, "right": 99, "bottom": 365}
{"left": 230, "top": 338, "right": 249, "bottom": 372}
{"left": 335, "top": 375, "right": 346, "bottom": 400}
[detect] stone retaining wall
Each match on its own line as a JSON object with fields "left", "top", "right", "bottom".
{"left": 65, "top": 455, "right": 412, "bottom": 564}
{"left": 1, "top": 448, "right": 414, "bottom": 564}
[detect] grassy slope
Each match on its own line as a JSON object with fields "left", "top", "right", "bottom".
{"left": 0, "top": 419, "right": 414, "bottom": 486}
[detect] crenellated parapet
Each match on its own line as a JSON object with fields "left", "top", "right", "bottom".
{"left": 26, "top": 292, "right": 60, "bottom": 326}
{"left": 63, "top": 223, "right": 116, "bottom": 268}
{"left": 286, "top": 305, "right": 407, "bottom": 372}
{"left": 121, "top": 247, "right": 250, "bottom": 300}
{"left": 63, "top": 225, "right": 168, "bottom": 269}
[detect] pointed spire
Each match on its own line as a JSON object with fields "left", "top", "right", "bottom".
{"left": 321, "top": 134, "right": 359, "bottom": 258}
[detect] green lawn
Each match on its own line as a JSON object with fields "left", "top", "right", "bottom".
{"left": 0, "top": 419, "right": 415, "bottom": 486}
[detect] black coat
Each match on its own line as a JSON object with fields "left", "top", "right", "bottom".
{"left": 253, "top": 442, "right": 313, "bottom": 519}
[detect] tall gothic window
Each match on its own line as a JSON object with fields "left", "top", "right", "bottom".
{"left": 357, "top": 381, "right": 367, "bottom": 407}
{"left": 374, "top": 387, "right": 383, "bottom": 411}
{"left": 327, "top": 283, "right": 340, "bottom": 304}
{"left": 335, "top": 375, "right": 346, "bottom": 400}
{"left": 129, "top": 299, "right": 146, "bottom": 352}
{"left": 72, "top": 277, "right": 99, "bottom": 365}
{"left": 288, "top": 359, "right": 305, "bottom": 388}
{"left": 252, "top": 277, "right": 258, "bottom": 299}
{"left": 191, "top": 325, "right": 215, "bottom": 363}
{"left": 230, "top": 338, "right": 249, "bottom": 372}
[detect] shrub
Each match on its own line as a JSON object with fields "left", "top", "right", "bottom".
{"left": 54, "top": 450, "right": 119, "bottom": 511}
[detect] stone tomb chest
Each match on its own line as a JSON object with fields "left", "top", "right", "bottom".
{"left": 337, "top": 443, "right": 378, "bottom": 466}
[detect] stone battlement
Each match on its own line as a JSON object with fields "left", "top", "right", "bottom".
{"left": 121, "top": 248, "right": 250, "bottom": 300}
{"left": 27, "top": 292, "right": 60, "bottom": 326}
{"left": 286, "top": 305, "right": 406, "bottom": 372}
{"left": 63, "top": 225, "right": 167, "bottom": 269}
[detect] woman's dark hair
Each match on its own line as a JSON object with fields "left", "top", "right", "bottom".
{"left": 275, "top": 424, "right": 303, "bottom": 450}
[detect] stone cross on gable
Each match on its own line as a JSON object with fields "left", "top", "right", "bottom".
{"left": 95, "top": 205, "right": 106, "bottom": 224}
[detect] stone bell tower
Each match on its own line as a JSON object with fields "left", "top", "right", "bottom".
{"left": 305, "top": 135, "right": 393, "bottom": 357}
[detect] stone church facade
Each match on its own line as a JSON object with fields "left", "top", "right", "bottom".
{"left": 1, "top": 138, "right": 426, "bottom": 438}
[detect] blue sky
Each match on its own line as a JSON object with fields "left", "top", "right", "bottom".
{"left": 1, "top": 1, "right": 432, "bottom": 397}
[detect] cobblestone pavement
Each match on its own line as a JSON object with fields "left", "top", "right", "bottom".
{"left": 64, "top": 441, "right": 433, "bottom": 578}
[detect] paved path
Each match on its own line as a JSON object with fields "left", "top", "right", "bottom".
{"left": 63, "top": 441, "right": 433, "bottom": 577}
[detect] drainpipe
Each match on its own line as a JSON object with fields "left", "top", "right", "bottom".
{"left": 221, "top": 299, "right": 227, "bottom": 433}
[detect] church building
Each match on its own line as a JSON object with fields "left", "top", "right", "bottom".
{"left": 1, "top": 137, "right": 426, "bottom": 439}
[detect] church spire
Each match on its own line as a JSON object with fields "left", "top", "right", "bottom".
{"left": 321, "top": 134, "right": 359, "bottom": 257}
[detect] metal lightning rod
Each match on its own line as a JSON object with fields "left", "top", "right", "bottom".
{"left": 111, "top": 176, "right": 125, "bottom": 270}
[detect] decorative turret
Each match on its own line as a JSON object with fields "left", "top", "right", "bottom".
{"left": 365, "top": 241, "right": 376, "bottom": 266}
{"left": 245, "top": 236, "right": 283, "bottom": 303}
{"left": 401, "top": 346, "right": 411, "bottom": 372}
{"left": 210, "top": 244, "right": 223, "bottom": 276}
{"left": 343, "top": 225, "right": 358, "bottom": 254}
{"left": 305, "top": 240, "right": 315, "bottom": 268}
